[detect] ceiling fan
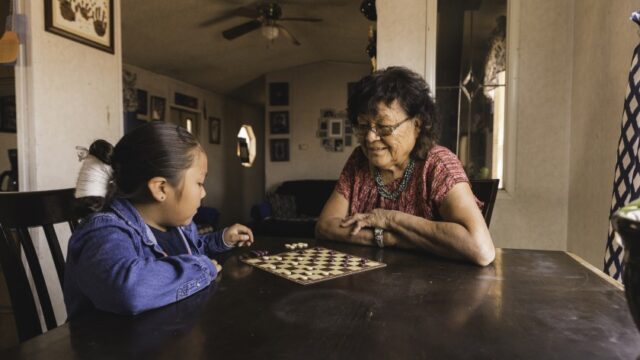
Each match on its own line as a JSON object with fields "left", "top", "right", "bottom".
{"left": 200, "top": 2, "right": 323, "bottom": 46}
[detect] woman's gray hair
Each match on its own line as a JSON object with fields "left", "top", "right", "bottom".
{"left": 347, "top": 66, "right": 439, "bottom": 160}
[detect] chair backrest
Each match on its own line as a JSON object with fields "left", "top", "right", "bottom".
{"left": 0, "top": 188, "right": 80, "bottom": 342}
{"left": 469, "top": 179, "right": 499, "bottom": 226}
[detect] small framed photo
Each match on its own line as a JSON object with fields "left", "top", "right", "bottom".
{"left": 0, "top": 96, "right": 16, "bottom": 133}
{"left": 174, "top": 92, "right": 198, "bottom": 109}
{"left": 269, "top": 111, "right": 290, "bottom": 134}
{"left": 269, "top": 82, "right": 289, "bottom": 106}
{"left": 44, "top": 0, "right": 114, "bottom": 54}
{"left": 321, "top": 108, "right": 335, "bottom": 118}
{"left": 150, "top": 96, "right": 166, "bottom": 121}
{"left": 345, "top": 135, "right": 353, "bottom": 147}
{"left": 328, "top": 118, "right": 343, "bottom": 138}
{"left": 209, "top": 117, "right": 221, "bottom": 144}
{"left": 334, "top": 139, "right": 344, "bottom": 152}
{"left": 319, "top": 118, "right": 328, "bottom": 131}
{"left": 270, "top": 139, "right": 290, "bottom": 162}
{"left": 136, "top": 89, "right": 148, "bottom": 120}
{"left": 344, "top": 122, "right": 353, "bottom": 135}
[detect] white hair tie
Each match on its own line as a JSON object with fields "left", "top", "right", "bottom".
{"left": 75, "top": 154, "right": 113, "bottom": 198}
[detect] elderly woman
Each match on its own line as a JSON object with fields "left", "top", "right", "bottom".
{"left": 315, "top": 67, "right": 495, "bottom": 266}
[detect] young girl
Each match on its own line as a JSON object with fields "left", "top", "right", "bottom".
{"left": 64, "top": 121, "right": 254, "bottom": 319}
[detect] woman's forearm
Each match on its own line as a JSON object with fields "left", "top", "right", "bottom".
{"left": 386, "top": 211, "right": 494, "bottom": 266}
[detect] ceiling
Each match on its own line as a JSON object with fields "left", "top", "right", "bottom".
{"left": 122, "top": 0, "right": 372, "bottom": 95}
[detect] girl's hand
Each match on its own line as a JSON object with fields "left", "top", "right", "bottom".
{"left": 212, "top": 259, "right": 222, "bottom": 275}
{"left": 224, "top": 224, "right": 255, "bottom": 247}
{"left": 340, "top": 209, "right": 395, "bottom": 235}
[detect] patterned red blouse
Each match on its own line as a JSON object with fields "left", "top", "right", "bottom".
{"left": 335, "top": 145, "right": 481, "bottom": 220}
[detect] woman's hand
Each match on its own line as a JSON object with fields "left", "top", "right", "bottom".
{"left": 340, "top": 209, "right": 396, "bottom": 235}
{"left": 223, "top": 224, "right": 255, "bottom": 247}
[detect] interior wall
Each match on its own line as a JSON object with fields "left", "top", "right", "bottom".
{"left": 264, "top": 61, "right": 370, "bottom": 190}
{"left": 124, "top": 64, "right": 263, "bottom": 226}
{"left": 222, "top": 99, "right": 264, "bottom": 225}
{"left": 18, "top": 0, "right": 123, "bottom": 325}
{"left": 568, "top": 0, "right": 637, "bottom": 268}
{"left": 488, "top": 0, "right": 575, "bottom": 252}
{"left": 376, "top": 0, "right": 427, "bottom": 77}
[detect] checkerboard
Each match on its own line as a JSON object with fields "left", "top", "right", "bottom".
{"left": 242, "top": 247, "right": 386, "bottom": 285}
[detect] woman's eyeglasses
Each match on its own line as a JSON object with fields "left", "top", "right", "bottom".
{"left": 353, "top": 117, "right": 414, "bottom": 138}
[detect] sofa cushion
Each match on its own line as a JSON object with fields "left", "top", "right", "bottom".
{"left": 267, "top": 192, "right": 297, "bottom": 218}
{"left": 276, "top": 180, "right": 337, "bottom": 217}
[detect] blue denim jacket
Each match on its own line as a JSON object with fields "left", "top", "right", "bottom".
{"left": 64, "top": 198, "right": 230, "bottom": 319}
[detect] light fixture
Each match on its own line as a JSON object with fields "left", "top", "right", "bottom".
{"left": 261, "top": 25, "right": 279, "bottom": 41}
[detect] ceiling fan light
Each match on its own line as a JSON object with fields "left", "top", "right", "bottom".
{"left": 261, "top": 25, "right": 279, "bottom": 40}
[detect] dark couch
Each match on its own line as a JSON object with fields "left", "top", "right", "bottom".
{"left": 250, "top": 180, "right": 337, "bottom": 238}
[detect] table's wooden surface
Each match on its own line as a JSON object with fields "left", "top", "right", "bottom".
{"left": 3, "top": 237, "right": 640, "bottom": 359}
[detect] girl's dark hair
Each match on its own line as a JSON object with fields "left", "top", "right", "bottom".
{"left": 347, "top": 66, "right": 439, "bottom": 159}
{"left": 77, "top": 121, "right": 201, "bottom": 213}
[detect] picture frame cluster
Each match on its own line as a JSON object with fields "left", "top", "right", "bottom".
{"left": 317, "top": 108, "right": 353, "bottom": 152}
{"left": 268, "top": 82, "right": 290, "bottom": 162}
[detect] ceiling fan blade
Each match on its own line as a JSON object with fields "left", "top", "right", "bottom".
{"left": 277, "top": 24, "right": 301, "bottom": 46}
{"left": 279, "top": 17, "right": 323, "bottom": 22}
{"left": 222, "top": 20, "right": 262, "bottom": 40}
{"left": 198, "top": 6, "right": 260, "bottom": 28}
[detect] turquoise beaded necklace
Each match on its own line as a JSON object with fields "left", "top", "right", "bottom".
{"left": 374, "top": 158, "right": 415, "bottom": 200}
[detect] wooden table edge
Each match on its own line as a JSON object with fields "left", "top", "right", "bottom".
{"left": 565, "top": 251, "right": 624, "bottom": 291}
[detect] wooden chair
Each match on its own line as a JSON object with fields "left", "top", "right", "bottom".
{"left": 469, "top": 179, "right": 499, "bottom": 226}
{"left": 0, "top": 188, "right": 80, "bottom": 342}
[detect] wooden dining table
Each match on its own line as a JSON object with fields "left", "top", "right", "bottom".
{"left": 2, "top": 236, "right": 640, "bottom": 359}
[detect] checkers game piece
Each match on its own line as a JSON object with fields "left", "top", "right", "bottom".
{"left": 242, "top": 247, "right": 386, "bottom": 285}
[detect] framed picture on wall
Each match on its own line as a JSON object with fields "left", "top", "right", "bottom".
{"left": 269, "top": 82, "right": 289, "bottom": 106}
{"left": 328, "top": 118, "right": 343, "bottom": 138}
{"left": 150, "top": 96, "right": 166, "bottom": 121}
{"left": 174, "top": 92, "right": 199, "bottom": 109}
{"left": 137, "top": 89, "right": 148, "bottom": 120}
{"left": 320, "top": 108, "right": 335, "bottom": 118}
{"left": 345, "top": 135, "right": 353, "bottom": 147}
{"left": 44, "top": 0, "right": 115, "bottom": 54}
{"left": 209, "top": 117, "right": 221, "bottom": 144}
{"left": 269, "top": 111, "right": 289, "bottom": 134}
{"left": 270, "top": 139, "right": 289, "bottom": 162}
{"left": 170, "top": 107, "right": 199, "bottom": 137}
{"left": 0, "top": 96, "right": 16, "bottom": 133}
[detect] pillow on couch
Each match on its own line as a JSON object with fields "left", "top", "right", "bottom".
{"left": 267, "top": 192, "right": 297, "bottom": 219}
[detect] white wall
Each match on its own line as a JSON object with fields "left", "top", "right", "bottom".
{"left": 489, "top": 0, "right": 575, "bottom": 252}
{"left": 376, "top": 0, "right": 427, "bottom": 77}
{"left": 16, "top": 0, "right": 123, "bottom": 326}
{"left": 20, "top": 1, "right": 123, "bottom": 191}
{"left": 568, "top": 0, "right": 637, "bottom": 267}
{"left": 264, "top": 61, "right": 370, "bottom": 190}
{"left": 124, "top": 64, "right": 263, "bottom": 226}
